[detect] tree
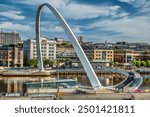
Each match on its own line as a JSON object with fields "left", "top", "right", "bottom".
{"left": 114, "top": 62, "right": 118, "bottom": 67}
{"left": 136, "top": 61, "right": 141, "bottom": 67}
{"left": 141, "top": 61, "right": 147, "bottom": 67}
{"left": 29, "top": 59, "right": 38, "bottom": 67}
{"left": 146, "top": 60, "right": 150, "bottom": 67}
{"left": 132, "top": 59, "right": 137, "bottom": 66}
{"left": 110, "top": 61, "right": 114, "bottom": 67}
{"left": 49, "top": 60, "right": 56, "bottom": 67}
{"left": 43, "top": 59, "right": 50, "bottom": 66}
{"left": 59, "top": 58, "right": 66, "bottom": 63}
{"left": 65, "top": 58, "right": 72, "bottom": 67}
{"left": 43, "top": 59, "right": 56, "bottom": 67}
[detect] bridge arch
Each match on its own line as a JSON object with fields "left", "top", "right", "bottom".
{"left": 35, "top": 3, "right": 102, "bottom": 89}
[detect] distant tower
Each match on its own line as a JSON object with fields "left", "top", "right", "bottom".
{"left": 77, "top": 36, "right": 83, "bottom": 43}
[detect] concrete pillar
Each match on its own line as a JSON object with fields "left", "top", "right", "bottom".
{"left": 7, "top": 80, "right": 11, "bottom": 93}
{"left": 14, "top": 81, "right": 18, "bottom": 93}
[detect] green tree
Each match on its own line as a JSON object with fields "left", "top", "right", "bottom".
{"left": 110, "top": 61, "right": 114, "bottom": 67}
{"left": 59, "top": 58, "right": 66, "bottom": 63}
{"left": 114, "top": 62, "right": 118, "bottom": 67}
{"left": 132, "top": 59, "right": 137, "bottom": 66}
{"left": 43, "top": 59, "right": 56, "bottom": 67}
{"left": 43, "top": 59, "right": 50, "bottom": 66}
{"left": 141, "top": 61, "right": 147, "bottom": 67}
{"left": 49, "top": 60, "right": 56, "bottom": 67}
{"left": 136, "top": 61, "right": 141, "bottom": 67}
{"left": 146, "top": 60, "right": 150, "bottom": 67}
{"left": 29, "top": 59, "right": 38, "bottom": 67}
{"left": 65, "top": 58, "right": 72, "bottom": 67}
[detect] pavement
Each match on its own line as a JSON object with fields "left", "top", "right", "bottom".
{"left": 0, "top": 93, "right": 150, "bottom": 100}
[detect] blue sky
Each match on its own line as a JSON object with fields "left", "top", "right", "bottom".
{"left": 0, "top": 0, "right": 150, "bottom": 43}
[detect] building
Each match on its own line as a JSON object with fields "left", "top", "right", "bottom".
{"left": 113, "top": 41, "right": 150, "bottom": 50}
{"left": 23, "top": 37, "right": 56, "bottom": 65}
{"left": 94, "top": 49, "right": 114, "bottom": 61}
{"left": 55, "top": 38, "right": 63, "bottom": 45}
{"left": 114, "top": 49, "right": 133, "bottom": 64}
{"left": 77, "top": 36, "right": 83, "bottom": 43}
{"left": 56, "top": 36, "right": 94, "bottom": 62}
{"left": 0, "top": 45, "right": 23, "bottom": 67}
{"left": 80, "top": 42, "right": 94, "bottom": 61}
{"left": 132, "top": 50, "right": 150, "bottom": 60}
{"left": 93, "top": 49, "right": 114, "bottom": 67}
{"left": 93, "top": 41, "right": 113, "bottom": 49}
{"left": 57, "top": 47, "right": 77, "bottom": 59}
{"left": 0, "top": 31, "right": 21, "bottom": 46}
{"left": 114, "top": 49, "right": 150, "bottom": 64}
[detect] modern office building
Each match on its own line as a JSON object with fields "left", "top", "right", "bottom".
{"left": 23, "top": 37, "right": 56, "bottom": 65}
{"left": 94, "top": 49, "right": 114, "bottom": 62}
{"left": 0, "top": 31, "right": 21, "bottom": 46}
{"left": 0, "top": 45, "right": 23, "bottom": 67}
{"left": 114, "top": 49, "right": 150, "bottom": 64}
{"left": 114, "top": 49, "right": 133, "bottom": 64}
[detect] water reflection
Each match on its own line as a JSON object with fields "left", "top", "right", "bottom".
{"left": 0, "top": 74, "right": 129, "bottom": 95}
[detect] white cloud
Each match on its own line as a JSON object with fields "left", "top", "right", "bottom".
{"left": 0, "top": 22, "right": 35, "bottom": 39}
{"left": 134, "top": 0, "right": 150, "bottom": 14}
{"left": 12, "top": 0, "right": 43, "bottom": 6}
{"left": 87, "top": 16, "right": 150, "bottom": 42}
{"left": 13, "top": 0, "right": 125, "bottom": 20}
{"left": 0, "top": 22, "right": 33, "bottom": 31}
{"left": 41, "top": 23, "right": 63, "bottom": 32}
{"left": 72, "top": 27, "right": 82, "bottom": 33}
{"left": 6, "top": 0, "right": 149, "bottom": 43}
{"left": 40, "top": 21, "right": 82, "bottom": 34}
{"left": 12, "top": 0, "right": 69, "bottom": 7}
{"left": 61, "top": 4, "right": 121, "bottom": 19}
{"left": 118, "top": 0, "right": 135, "bottom": 3}
{"left": 119, "top": 0, "right": 150, "bottom": 14}
{"left": 0, "top": 10, "right": 25, "bottom": 20}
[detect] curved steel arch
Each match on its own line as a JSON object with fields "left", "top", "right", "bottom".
{"left": 35, "top": 3, "right": 102, "bottom": 89}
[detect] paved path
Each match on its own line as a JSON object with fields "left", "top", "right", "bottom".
{"left": 0, "top": 93, "right": 150, "bottom": 100}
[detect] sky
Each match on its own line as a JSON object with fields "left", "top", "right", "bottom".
{"left": 0, "top": 0, "right": 150, "bottom": 43}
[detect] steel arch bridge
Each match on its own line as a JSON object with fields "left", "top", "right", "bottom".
{"left": 35, "top": 3, "right": 143, "bottom": 91}
{"left": 35, "top": 3, "right": 102, "bottom": 89}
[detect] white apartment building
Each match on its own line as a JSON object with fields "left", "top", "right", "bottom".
{"left": 0, "top": 31, "right": 21, "bottom": 46}
{"left": 23, "top": 37, "right": 56, "bottom": 65}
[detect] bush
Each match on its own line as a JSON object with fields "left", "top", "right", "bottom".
{"left": 141, "top": 61, "right": 147, "bottom": 67}
{"left": 147, "top": 60, "right": 150, "bottom": 67}
{"left": 136, "top": 61, "right": 141, "bottom": 67}
{"left": 29, "top": 59, "right": 38, "bottom": 67}
{"left": 132, "top": 60, "right": 136, "bottom": 66}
